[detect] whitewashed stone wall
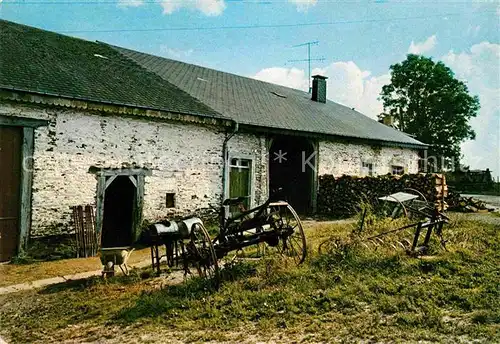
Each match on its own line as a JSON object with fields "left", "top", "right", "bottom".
{"left": 0, "top": 103, "right": 266, "bottom": 237}
{"left": 318, "top": 140, "right": 419, "bottom": 177}
{"left": 1, "top": 102, "right": 420, "bottom": 238}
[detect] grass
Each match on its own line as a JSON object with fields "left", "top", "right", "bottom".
{"left": 0, "top": 214, "right": 499, "bottom": 343}
{"left": 0, "top": 248, "right": 152, "bottom": 287}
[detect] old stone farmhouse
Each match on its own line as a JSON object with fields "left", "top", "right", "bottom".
{"left": 0, "top": 20, "right": 426, "bottom": 261}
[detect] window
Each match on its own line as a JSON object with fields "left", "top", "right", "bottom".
{"left": 166, "top": 193, "right": 175, "bottom": 208}
{"left": 392, "top": 165, "right": 404, "bottom": 175}
{"left": 362, "top": 162, "right": 374, "bottom": 176}
{"left": 229, "top": 158, "right": 252, "bottom": 213}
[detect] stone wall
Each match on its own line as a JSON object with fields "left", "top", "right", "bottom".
{"left": 318, "top": 140, "right": 419, "bottom": 177}
{"left": 0, "top": 103, "right": 267, "bottom": 236}
{"left": 1, "top": 102, "right": 421, "bottom": 238}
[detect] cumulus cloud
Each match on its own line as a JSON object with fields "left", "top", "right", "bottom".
{"left": 441, "top": 42, "right": 500, "bottom": 176}
{"left": 288, "top": 0, "right": 318, "bottom": 12}
{"left": 408, "top": 35, "right": 437, "bottom": 54}
{"left": 254, "top": 67, "right": 309, "bottom": 91}
{"left": 159, "top": 45, "right": 194, "bottom": 59}
{"left": 117, "top": 0, "right": 144, "bottom": 7}
{"left": 160, "top": 0, "right": 226, "bottom": 16}
{"left": 252, "top": 41, "right": 499, "bottom": 176}
{"left": 253, "top": 61, "right": 388, "bottom": 119}
{"left": 467, "top": 25, "right": 481, "bottom": 37}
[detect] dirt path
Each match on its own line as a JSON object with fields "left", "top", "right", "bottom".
{"left": 0, "top": 258, "right": 154, "bottom": 295}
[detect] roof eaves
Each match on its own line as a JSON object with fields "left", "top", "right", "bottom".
{"left": 0, "top": 86, "right": 232, "bottom": 125}
{"left": 238, "top": 122, "right": 428, "bottom": 149}
{"left": 0, "top": 85, "right": 233, "bottom": 122}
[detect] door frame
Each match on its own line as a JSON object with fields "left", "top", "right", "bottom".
{"left": 89, "top": 167, "right": 151, "bottom": 245}
{"left": 0, "top": 115, "right": 48, "bottom": 255}
{"left": 224, "top": 153, "right": 256, "bottom": 210}
{"left": 266, "top": 135, "right": 319, "bottom": 214}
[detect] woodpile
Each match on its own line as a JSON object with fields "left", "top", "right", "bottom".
{"left": 317, "top": 173, "right": 448, "bottom": 218}
{"left": 447, "top": 191, "right": 493, "bottom": 212}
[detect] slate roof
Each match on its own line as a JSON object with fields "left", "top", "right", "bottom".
{"left": 0, "top": 19, "right": 425, "bottom": 148}
{"left": 0, "top": 20, "right": 221, "bottom": 118}
{"left": 113, "top": 46, "right": 425, "bottom": 147}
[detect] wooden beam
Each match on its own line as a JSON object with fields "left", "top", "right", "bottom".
{"left": 18, "top": 127, "right": 35, "bottom": 253}
{"left": 95, "top": 175, "right": 106, "bottom": 237}
{"left": 88, "top": 166, "right": 152, "bottom": 177}
{"left": 311, "top": 139, "right": 319, "bottom": 214}
{"left": 133, "top": 175, "right": 145, "bottom": 242}
{"left": 105, "top": 175, "right": 117, "bottom": 189}
{"left": 128, "top": 175, "right": 137, "bottom": 188}
{"left": 0, "top": 115, "right": 48, "bottom": 128}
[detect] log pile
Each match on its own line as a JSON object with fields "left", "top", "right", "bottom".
{"left": 447, "top": 190, "right": 493, "bottom": 212}
{"left": 317, "top": 173, "right": 448, "bottom": 218}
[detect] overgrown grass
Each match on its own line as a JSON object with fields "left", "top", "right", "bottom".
{"left": 0, "top": 214, "right": 499, "bottom": 343}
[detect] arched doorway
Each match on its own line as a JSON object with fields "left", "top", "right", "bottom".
{"left": 101, "top": 176, "right": 136, "bottom": 248}
{"left": 90, "top": 168, "right": 150, "bottom": 248}
{"left": 269, "top": 136, "right": 316, "bottom": 214}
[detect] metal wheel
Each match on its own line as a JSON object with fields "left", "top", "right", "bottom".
{"left": 188, "top": 223, "right": 220, "bottom": 287}
{"left": 268, "top": 202, "right": 307, "bottom": 265}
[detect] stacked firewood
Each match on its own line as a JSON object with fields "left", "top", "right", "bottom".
{"left": 447, "top": 190, "right": 493, "bottom": 212}
{"left": 317, "top": 173, "right": 447, "bottom": 218}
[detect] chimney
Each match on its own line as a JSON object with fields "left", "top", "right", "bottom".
{"left": 378, "top": 115, "right": 395, "bottom": 127}
{"left": 311, "top": 75, "right": 328, "bottom": 103}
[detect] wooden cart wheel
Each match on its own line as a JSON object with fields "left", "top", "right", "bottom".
{"left": 269, "top": 202, "right": 307, "bottom": 265}
{"left": 189, "top": 223, "right": 220, "bottom": 287}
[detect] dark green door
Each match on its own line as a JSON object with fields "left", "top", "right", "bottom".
{"left": 229, "top": 158, "right": 252, "bottom": 214}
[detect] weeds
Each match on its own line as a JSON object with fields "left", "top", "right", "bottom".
{"left": 0, "top": 213, "right": 498, "bottom": 343}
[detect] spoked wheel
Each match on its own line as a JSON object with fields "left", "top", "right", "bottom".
{"left": 188, "top": 223, "right": 220, "bottom": 287}
{"left": 268, "top": 202, "right": 307, "bottom": 265}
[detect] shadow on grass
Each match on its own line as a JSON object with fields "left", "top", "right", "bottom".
{"left": 114, "top": 261, "right": 256, "bottom": 323}
{"left": 40, "top": 271, "right": 144, "bottom": 294}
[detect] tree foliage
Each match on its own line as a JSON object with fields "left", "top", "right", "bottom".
{"left": 380, "top": 54, "right": 480, "bottom": 171}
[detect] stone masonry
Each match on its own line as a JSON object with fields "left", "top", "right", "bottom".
{"left": 1, "top": 102, "right": 420, "bottom": 238}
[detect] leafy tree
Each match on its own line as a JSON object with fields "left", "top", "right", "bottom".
{"left": 379, "top": 54, "right": 480, "bottom": 171}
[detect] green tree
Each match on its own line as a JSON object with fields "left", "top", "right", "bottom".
{"left": 379, "top": 54, "right": 480, "bottom": 171}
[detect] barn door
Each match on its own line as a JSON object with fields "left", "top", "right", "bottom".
{"left": 0, "top": 127, "right": 22, "bottom": 261}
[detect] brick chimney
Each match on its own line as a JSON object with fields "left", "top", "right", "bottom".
{"left": 311, "top": 75, "right": 328, "bottom": 103}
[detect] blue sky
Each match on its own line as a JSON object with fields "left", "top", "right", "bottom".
{"left": 1, "top": 0, "right": 499, "bottom": 176}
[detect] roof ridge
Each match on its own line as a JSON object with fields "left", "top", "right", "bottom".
{"left": 106, "top": 42, "right": 388, "bottom": 119}
{"left": 0, "top": 19, "right": 226, "bottom": 121}
{"left": 97, "top": 41, "right": 225, "bottom": 119}
{"left": 105, "top": 43, "right": 312, "bottom": 97}
{"left": 0, "top": 19, "right": 99, "bottom": 47}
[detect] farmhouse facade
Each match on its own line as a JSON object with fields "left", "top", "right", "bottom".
{"left": 0, "top": 20, "right": 425, "bottom": 261}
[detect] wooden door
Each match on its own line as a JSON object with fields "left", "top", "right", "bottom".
{"left": 229, "top": 158, "right": 252, "bottom": 215}
{"left": 0, "top": 126, "right": 22, "bottom": 261}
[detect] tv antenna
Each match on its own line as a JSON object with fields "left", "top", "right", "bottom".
{"left": 287, "top": 41, "right": 325, "bottom": 93}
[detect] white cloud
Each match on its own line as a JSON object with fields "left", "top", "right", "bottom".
{"left": 159, "top": 45, "right": 194, "bottom": 59}
{"left": 467, "top": 25, "right": 481, "bottom": 37}
{"left": 408, "top": 35, "right": 437, "bottom": 55}
{"left": 254, "top": 67, "right": 309, "bottom": 91}
{"left": 117, "top": 0, "right": 144, "bottom": 7}
{"left": 253, "top": 41, "right": 499, "bottom": 177}
{"left": 161, "top": 0, "right": 226, "bottom": 16}
{"left": 253, "top": 61, "right": 388, "bottom": 119}
{"left": 442, "top": 42, "right": 500, "bottom": 177}
{"left": 288, "top": 0, "right": 317, "bottom": 12}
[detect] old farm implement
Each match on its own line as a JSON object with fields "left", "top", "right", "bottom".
{"left": 363, "top": 189, "right": 449, "bottom": 253}
{"left": 144, "top": 195, "right": 307, "bottom": 286}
